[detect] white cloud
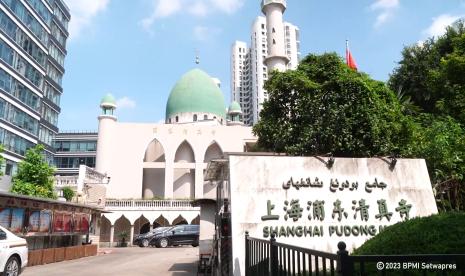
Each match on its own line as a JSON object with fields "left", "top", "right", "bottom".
{"left": 193, "top": 25, "right": 221, "bottom": 41}
{"left": 139, "top": 0, "right": 181, "bottom": 32}
{"left": 64, "top": 0, "right": 110, "bottom": 40}
{"left": 209, "top": 0, "right": 244, "bottom": 14}
{"left": 423, "top": 14, "right": 463, "bottom": 37}
{"left": 189, "top": 1, "right": 208, "bottom": 17}
{"left": 370, "top": 0, "right": 399, "bottom": 28}
{"left": 116, "top": 97, "right": 136, "bottom": 109}
{"left": 140, "top": 0, "right": 244, "bottom": 33}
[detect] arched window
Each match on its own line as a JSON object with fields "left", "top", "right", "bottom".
{"left": 273, "top": 39, "right": 276, "bottom": 45}
{"left": 204, "top": 114, "right": 208, "bottom": 120}
{"left": 193, "top": 114, "right": 198, "bottom": 121}
{"left": 168, "top": 118, "right": 171, "bottom": 123}
{"left": 272, "top": 28, "right": 275, "bottom": 33}
{"left": 175, "top": 116, "right": 179, "bottom": 122}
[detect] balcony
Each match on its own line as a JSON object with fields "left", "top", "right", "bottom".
{"left": 55, "top": 176, "right": 78, "bottom": 188}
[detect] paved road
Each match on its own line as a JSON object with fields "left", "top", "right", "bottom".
{"left": 23, "top": 246, "right": 199, "bottom": 276}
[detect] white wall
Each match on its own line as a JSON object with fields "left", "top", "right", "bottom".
{"left": 96, "top": 122, "right": 256, "bottom": 199}
{"left": 227, "top": 156, "right": 438, "bottom": 276}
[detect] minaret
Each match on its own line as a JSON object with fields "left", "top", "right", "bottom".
{"left": 95, "top": 94, "right": 117, "bottom": 174}
{"left": 262, "top": 0, "right": 289, "bottom": 72}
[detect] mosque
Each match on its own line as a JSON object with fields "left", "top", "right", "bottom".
{"left": 94, "top": 0, "right": 290, "bottom": 247}
{"left": 95, "top": 67, "right": 256, "bottom": 246}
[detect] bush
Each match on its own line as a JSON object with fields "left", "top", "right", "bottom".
{"left": 62, "top": 187, "right": 75, "bottom": 202}
{"left": 353, "top": 212, "right": 465, "bottom": 255}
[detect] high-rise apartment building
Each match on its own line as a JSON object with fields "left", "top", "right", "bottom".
{"left": 0, "top": 0, "right": 70, "bottom": 188}
{"left": 230, "top": 1, "right": 300, "bottom": 125}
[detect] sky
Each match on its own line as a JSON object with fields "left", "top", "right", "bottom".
{"left": 59, "top": 0, "right": 465, "bottom": 131}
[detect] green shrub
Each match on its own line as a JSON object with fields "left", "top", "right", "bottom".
{"left": 353, "top": 212, "right": 465, "bottom": 255}
{"left": 62, "top": 187, "right": 75, "bottom": 202}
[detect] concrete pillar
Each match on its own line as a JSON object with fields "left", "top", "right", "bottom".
{"left": 194, "top": 163, "right": 204, "bottom": 199}
{"left": 165, "top": 163, "right": 174, "bottom": 199}
{"left": 109, "top": 225, "right": 114, "bottom": 248}
{"left": 129, "top": 225, "right": 134, "bottom": 247}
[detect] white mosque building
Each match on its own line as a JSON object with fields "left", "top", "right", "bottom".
{"left": 96, "top": 68, "right": 256, "bottom": 246}
{"left": 93, "top": 0, "right": 290, "bottom": 248}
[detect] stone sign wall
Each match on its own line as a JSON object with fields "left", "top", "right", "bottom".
{"left": 228, "top": 156, "right": 438, "bottom": 276}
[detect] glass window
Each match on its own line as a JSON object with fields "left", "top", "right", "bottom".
{"left": 48, "top": 43, "right": 64, "bottom": 67}
{"left": 61, "top": 141, "right": 69, "bottom": 151}
{"left": 70, "top": 141, "right": 78, "bottom": 151}
{"left": 0, "top": 127, "right": 35, "bottom": 156}
{"left": 50, "top": 22, "right": 66, "bottom": 48}
{"left": 0, "top": 98, "right": 39, "bottom": 135}
{"left": 25, "top": 0, "right": 52, "bottom": 26}
{"left": 86, "top": 141, "right": 96, "bottom": 151}
{"left": 41, "top": 104, "right": 58, "bottom": 126}
{"left": 46, "top": 62, "right": 62, "bottom": 86}
{"left": 1, "top": 0, "right": 49, "bottom": 45}
{"left": 53, "top": 4, "right": 69, "bottom": 30}
{"left": 193, "top": 114, "right": 197, "bottom": 121}
{"left": 43, "top": 82, "right": 61, "bottom": 106}
{"left": 38, "top": 126, "right": 55, "bottom": 145}
{"left": 0, "top": 40, "right": 43, "bottom": 89}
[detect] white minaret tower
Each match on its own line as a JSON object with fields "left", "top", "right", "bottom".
{"left": 262, "top": 0, "right": 289, "bottom": 72}
{"left": 95, "top": 93, "right": 117, "bottom": 174}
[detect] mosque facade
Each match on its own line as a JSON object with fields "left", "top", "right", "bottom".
{"left": 95, "top": 68, "right": 256, "bottom": 246}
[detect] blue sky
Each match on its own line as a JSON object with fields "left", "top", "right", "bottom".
{"left": 59, "top": 0, "right": 465, "bottom": 131}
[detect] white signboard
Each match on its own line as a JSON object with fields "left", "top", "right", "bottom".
{"left": 228, "top": 156, "right": 438, "bottom": 276}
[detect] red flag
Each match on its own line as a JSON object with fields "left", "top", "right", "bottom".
{"left": 346, "top": 40, "right": 358, "bottom": 71}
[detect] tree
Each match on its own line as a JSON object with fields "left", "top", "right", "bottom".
{"left": 389, "top": 19, "right": 465, "bottom": 124}
{"left": 10, "top": 144, "right": 57, "bottom": 199}
{"left": 62, "top": 187, "right": 75, "bottom": 202}
{"left": 253, "top": 53, "right": 414, "bottom": 157}
{"left": 403, "top": 115, "right": 465, "bottom": 211}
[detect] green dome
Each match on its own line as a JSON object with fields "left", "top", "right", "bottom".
{"left": 166, "top": 69, "right": 226, "bottom": 119}
{"left": 100, "top": 93, "right": 116, "bottom": 106}
{"left": 229, "top": 101, "right": 242, "bottom": 113}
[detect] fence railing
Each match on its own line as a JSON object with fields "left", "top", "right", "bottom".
{"left": 54, "top": 176, "right": 78, "bottom": 187}
{"left": 245, "top": 232, "right": 465, "bottom": 276}
{"left": 105, "top": 199, "right": 199, "bottom": 209}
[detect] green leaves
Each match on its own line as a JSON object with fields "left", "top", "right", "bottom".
{"left": 62, "top": 187, "right": 75, "bottom": 202}
{"left": 10, "top": 144, "right": 57, "bottom": 199}
{"left": 253, "top": 52, "right": 411, "bottom": 158}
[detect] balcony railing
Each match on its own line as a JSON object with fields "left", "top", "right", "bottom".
{"left": 55, "top": 176, "right": 78, "bottom": 187}
{"left": 105, "top": 199, "right": 199, "bottom": 210}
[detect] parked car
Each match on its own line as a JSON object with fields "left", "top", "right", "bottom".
{"left": 149, "top": 225, "right": 199, "bottom": 248}
{"left": 0, "top": 225, "right": 28, "bottom": 276}
{"left": 134, "top": 227, "right": 173, "bottom": 247}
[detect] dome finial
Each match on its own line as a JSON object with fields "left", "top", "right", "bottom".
{"left": 195, "top": 49, "right": 200, "bottom": 65}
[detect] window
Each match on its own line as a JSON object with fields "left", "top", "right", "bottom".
{"left": 1, "top": 0, "right": 49, "bottom": 45}
{"left": 168, "top": 118, "right": 171, "bottom": 123}
{"left": 204, "top": 115, "right": 208, "bottom": 120}
{"left": 193, "top": 114, "right": 197, "bottom": 121}
{"left": 273, "top": 39, "right": 276, "bottom": 45}
{"left": 272, "top": 28, "right": 275, "bottom": 33}
{"left": 0, "top": 40, "right": 43, "bottom": 88}
{"left": 175, "top": 116, "right": 179, "bottom": 122}
{"left": 5, "top": 160, "right": 16, "bottom": 175}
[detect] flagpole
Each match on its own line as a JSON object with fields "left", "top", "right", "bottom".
{"left": 346, "top": 39, "right": 349, "bottom": 66}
